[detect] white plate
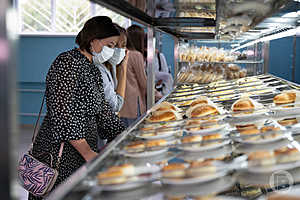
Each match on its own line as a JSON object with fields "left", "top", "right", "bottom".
{"left": 135, "top": 130, "right": 182, "bottom": 140}
{"left": 247, "top": 161, "right": 300, "bottom": 173}
{"left": 123, "top": 148, "right": 168, "bottom": 158}
{"left": 100, "top": 165, "right": 161, "bottom": 191}
{"left": 184, "top": 123, "right": 229, "bottom": 135}
{"left": 177, "top": 140, "right": 231, "bottom": 152}
{"left": 161, "top": 170, "right": 227, "bottom": 185}
{"left": 235, "top": 134, "right": 288, "bottom": 145}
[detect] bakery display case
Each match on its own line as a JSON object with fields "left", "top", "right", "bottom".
{"left": 47, "top": 0, "right": 300, "bottom": 200}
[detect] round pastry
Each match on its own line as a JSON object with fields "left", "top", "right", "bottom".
{"left": 108, "top": 164, "right": 135, "bottom": 176}
{"left": 181, "top": 135, "right": 203, "bottom": 144}
{"left": 202, "top": 134, "right": 222, "bottom": 146}
{"left": 186, "top": 161, "right": 216, "bottom": 177}
{"left": 236, "top": 124, "right": 257, "bottom": 131}
{"left": 186, "top": 119, "right": 218, "bottom": 131}
{"left": 154, "top": 102, "right": 178, "bottom": 112}
{"left": 239, "top": 128, "right": 260, "bottom": 141}
{"left": 202, "top": 133, "right": 222, "bottom": 140}
{"left": 260, "top": 126, "right": 281, "bottom": 139}
{"left": 125, "top": 141, "right": 145, "bottom": 153}
{"left": 273, "top": 92, "right": 296, "bottom": 105}
{"left": 189, "top": 104, "right": 219, "bottom": 118}
{"left": 190, "top": 96, "right": 209, "bottom": 107}
{"left": 162, "top": 163, "right": 187, "bottom": 178}
{"left": 232, "top": 98, "right": 255, "bottom": 112}
{"left": 146, "top": 139, "right": 167, "bottom": 148}
{"left": 274, "top": 147, "right": 300, "bottom": 163}
{"left": 97, "top": 170, "right": 127, "bottom": 185}
{"left": 277, "top": 118, "right": 298, "bottom": 126}
{"left": 248, "top": 151, "right": 276, "bottom": 166}
{"left": 148, "top": 110, "right": 177, "bottom": 123}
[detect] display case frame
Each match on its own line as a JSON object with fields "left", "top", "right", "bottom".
{"left": 46, "top": 0, "right": 300, "bottom": 199}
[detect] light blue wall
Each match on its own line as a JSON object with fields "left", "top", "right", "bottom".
{"left": 18, "top": 35, "right": 76, "bottom": 124}
{"left": 18, "top": 35, "right": 300, "bottom": 124}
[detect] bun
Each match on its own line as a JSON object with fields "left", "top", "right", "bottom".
{"left": 125, "top": 141, "right": 145, "bottom": 152}
{"left": 190, "top": 97, "right": 209, "bottom": 107}
{"left": 260, "top": 126, "right": 280, "bottom": 133}
{"left": 108, "top": 164, "right": 135, "bottom": 176}
{"left": 97, "top": 170, "right": 127, "bottom": 185}
{"left": 186, "top": 161, "right": 216, "bottom": 177}
{"left": 233, "top": 99, "right": 255, "bottom": 112}
{"left": 273, "top": 92, "right": 296, "bottom": 105}
{"left": 277, "top": 118, "right": 298, "bottom": 126}
{"left": 146, "top": 139, "right": 167, "bottom": 147}
{"left": 181, "top": 135, "right": 202, "bottom": 143}
{"left": 190, "top": 105, "right": 219, "bottom": 118}
{"left": 239, "top": 128, "right": 260, "bottom": 141}
{"left": 155, "top": 102, "right": 177, "bottom": 112}
{"left": 248, "top": 151, "right": 275, "bottom": 166}
{"left": 186, "top": 119, "right": 218, "bottom": 131}
{"left": 202, "top": 134, "right": 221, "bottom": 140}
{"left": 239, "top": 128, "right": 260, "bottom": 135}
{"left": 275, "top": 147, "right": 300, "bottom": 163}
{"left": 148, "top": 110, "right": 177, "bottom": 122}
{"left": 162, "top": 163, "right": 186, "bottom": 178}
{"left": 236, "top": 124, "right": 257, "bottom": 131}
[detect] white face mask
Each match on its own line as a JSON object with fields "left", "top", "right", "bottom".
{"left": 108, "top": 48, "right": 126, "bottom": 66}
{"left": 92, "top": 46, "right": 114, "bottom": 65}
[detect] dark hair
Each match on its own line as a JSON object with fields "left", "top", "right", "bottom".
{"left": 75, "top": 16, "right": 120, "bottom": 54}
{"left": 113, "top": 23, "right": 126, "bottom": 34}
{"left": 126, "top": 25, "right": 144, "bottom": 55}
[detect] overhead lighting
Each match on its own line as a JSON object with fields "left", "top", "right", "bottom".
{"left": 232, "top": 28, "right": 297, "bottom": 52}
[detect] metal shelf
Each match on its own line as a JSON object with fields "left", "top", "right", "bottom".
{"left": 179, "top": 59, "right": 264, "bottom": 65}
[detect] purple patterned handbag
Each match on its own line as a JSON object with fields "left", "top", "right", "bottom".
{"left": 17, "top": 96, "right": 64, "bottom": 197}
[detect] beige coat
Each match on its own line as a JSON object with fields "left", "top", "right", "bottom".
{"left": 119, "top": 50, "right": 147, "bottom": 119}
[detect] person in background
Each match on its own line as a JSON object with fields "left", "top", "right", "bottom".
{"left": 95, "top": 24, "right": 128, "bottom": 113}
{"left": 28, "top": 16, "right": 125, "bottom": 200}
{"left": 119, "top": 24, "right": 147, "bottom": 127}
{"left": 144, "top": 38, "right": 174, "bottom": 96}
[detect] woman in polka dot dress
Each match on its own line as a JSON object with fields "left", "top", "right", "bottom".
{"left": 28, "top": 16, "right": 125, "bottom": 200}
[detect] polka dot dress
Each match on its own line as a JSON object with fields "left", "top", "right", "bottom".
{"left": 28, "top": 48, "right": 125, "bottom": 200}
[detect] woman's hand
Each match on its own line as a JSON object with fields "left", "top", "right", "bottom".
{"left": 70, "top": 139, "right": 98, "bottom": 162}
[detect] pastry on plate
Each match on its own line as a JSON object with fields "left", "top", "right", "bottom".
{"left": 181, "top": 135, "right": 203, "bottom": 148}
{"left": 274, "top": 147, "right": 300, "bottom": 163}
{"left": 190, "top": 96, "right": 209, "bottom": 107}
{"left": 154, "top": 101, "right": 180, "bottom": 112}
{"left": 124, "top": 141, "right": 145, "bottom": 153}
{"left": 277, "top": 118, "right": 298, "bottom": 126}
{"left": 187, "top": 104, "right": 220, "bottom": 119}
{"left": 146, "top": 139, "right": 167, "bottom": 148}
{"left": 260, "top": 126, "right": 281, "bottom": 139}
{"left": 273, "top": 92, "right": 296, "bottom": 107}
{"left": 97, "top": 170, "right": 127, "bottom": 185}
{"left": 186, "top": 119, "right": 218, "bottom": 131}
{"left": 202, "top": 133, "right": 222, "bottom": 146}
{"left": 147, "top": 110, "right": 177, "bottom": 123}
{"left": 186, "top": 160, "right": 216, "bottom": 177}
{"left": 107, "top": 164, "right": 135, "bottom": 176}
{"left": 239, "top": 128, "right": 260, "bottom": 141}
{"left": 247, "top": 151, "right": 276, "bottom": 166}
{"left": 232, "top": 98, "right": 255, "bottom": 114}
{"left": 162, "top": 163, "right": 187, "bottom": 178}
{"left": 236, "top": 124, "right": 257, "bottom": 131}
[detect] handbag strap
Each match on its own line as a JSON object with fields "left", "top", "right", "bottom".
{"left": 32, "top": 94, "right": 46, "bottom": 144}
{"left": 31, "top": 93, "right": 64, "bottom": 168}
